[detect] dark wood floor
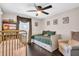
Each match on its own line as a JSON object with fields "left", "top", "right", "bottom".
{"left": 27, "top": 43, "right": 63, "bottom": 56}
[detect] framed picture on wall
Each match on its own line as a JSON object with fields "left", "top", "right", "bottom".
{"left": 53, "top": 19, "right": 58, "bottom": 25}
{"left": 63, "top": 17, "right": 69, "bottom": 24}
{"left": 47, "top": 21, "right": 50, "bottom": 26}
{"left": 35, "top": 22, "right": 38, "bottom": 27}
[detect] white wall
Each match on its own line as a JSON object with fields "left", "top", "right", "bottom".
{"left": 32, "top": 18, "right": 44, "bottom": 35}
{"left": 0, "top": 15, "right": 2, "bottom": 31}
{"left": 0, "top": 8, "right": 3, "bottom": 31}
{"left": 2, "top": 13, "right": 17, "bottom": 20}
{"left": 43, "top": 7, "right": 79, "bottom": 39}
{"left": 2, "top": 7, "right": 79, "bottom": 39}
{"left": 2, "top": 7, "right": 79, "bottom": 40}
{"left": 2, "top": 13, "right": 43, "bottom": 35}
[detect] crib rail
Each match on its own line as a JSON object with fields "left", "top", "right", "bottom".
{"left": 0, "top": 30, "right": 27, "bottom": 56}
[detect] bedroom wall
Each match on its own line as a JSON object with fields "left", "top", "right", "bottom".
{"left": 2, "top": 13, "right": 43, "bottom": 35}
{"left": 0, "top": 8, "right": 3, "bottom": 42}
{"left": 43, "top": 7, "right": 79, "bottom": 39}
{"left": 2, "top": 13, "right": 17, "bottom": 20}
{"left": 32, "top": 18, "right": 44, "bottom": 35}
{"left": 0, "top": 14, "right": 2, "bottom": 31}
{"left": 0, "top": 8, "right": 3, "bottom": 31}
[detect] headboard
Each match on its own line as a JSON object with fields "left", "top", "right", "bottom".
{"left": 71, "top": 31, "right": 79, "bottom": 41}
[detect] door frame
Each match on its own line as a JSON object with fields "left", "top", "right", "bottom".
{"left": 17, "top": 16, "right": 32, "bottom": 44}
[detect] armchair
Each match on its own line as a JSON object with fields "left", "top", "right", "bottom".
{"left": 58, "top": 39, "right": 79, "bottom": 56}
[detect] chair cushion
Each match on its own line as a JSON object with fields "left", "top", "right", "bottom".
{"left": 69, "top": 39, "right": 79, "bottom": 46}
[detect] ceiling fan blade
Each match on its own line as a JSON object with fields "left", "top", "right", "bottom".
{"left": 42, "top": 5, "right": 52, "bottom": 10}
{"left": 27, "top": 10, "right": 36, "bottom": 12}
{"left": 42, "top": 11, "right": 49, "bottom": 15}
{"left": 34, "top": 3, "right": 38, "bottom": 10}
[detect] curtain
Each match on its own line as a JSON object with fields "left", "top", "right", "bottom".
{"left": 17, "top": 16, "right": 32, "bottom": 44}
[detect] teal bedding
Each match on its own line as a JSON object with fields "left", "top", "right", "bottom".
{"left": 32, "top": 35, "right": 52, "bottom": 45}
{"left": 31, "top": 34, "right": 42, "bottom": 39}
{"left": 31, "top": 31, "right": 56, "bottom": 45}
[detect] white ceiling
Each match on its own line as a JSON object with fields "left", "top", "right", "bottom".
{"left": 0, "top": 3, "right": 79, "bottom": 19}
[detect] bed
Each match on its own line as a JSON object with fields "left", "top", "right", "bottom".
{"left": 31, "top": 31, "right": 61, "bottom": 52}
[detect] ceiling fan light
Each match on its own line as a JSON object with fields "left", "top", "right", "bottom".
{"left": 37, "top": 11, "right": 41, "bottom": 14}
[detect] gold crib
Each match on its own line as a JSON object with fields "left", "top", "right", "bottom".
{"left": 0, "top": 30, "right": 27, "bottom": 56}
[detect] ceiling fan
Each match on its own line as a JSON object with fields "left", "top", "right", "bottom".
{"left": 27, "top": 4, "right": 52, "bottom": 16}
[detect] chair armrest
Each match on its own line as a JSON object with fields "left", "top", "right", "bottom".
{"left": 58, "top": 39, "right": 68, "bottom": 42}
{"left": 72, "top": 46, "right": 79, "bottom": 50}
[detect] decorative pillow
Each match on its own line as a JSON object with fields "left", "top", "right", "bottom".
{"left": 43, "top": 34, "right": 48, "bottom": 37}
{"left": 48, "top": 31, "right": 56, "bottom": 36}
{"left": 42, "top": 31, "right": 48, "bottom": 35}
{"left": 42, "top": 31, "right": 56, "bottom": 36}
